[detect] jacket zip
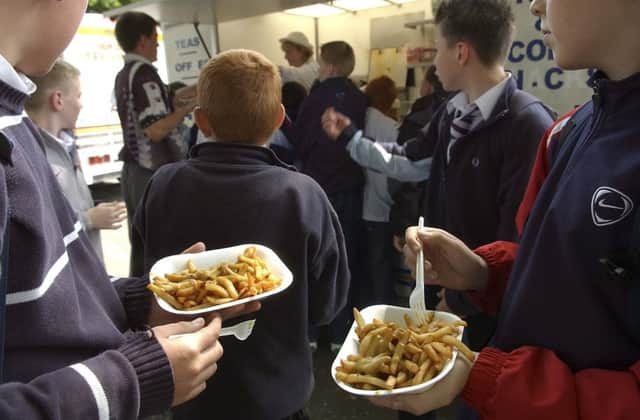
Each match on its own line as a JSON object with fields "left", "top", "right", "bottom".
{"left": 561, "top": 82, "right": 606, "bottom": 176}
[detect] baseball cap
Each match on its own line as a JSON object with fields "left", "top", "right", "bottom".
{"left": 279, "top": 31, "right": 313, "bottom": 52}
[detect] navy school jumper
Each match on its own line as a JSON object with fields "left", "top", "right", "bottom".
{"left": 134, "top": 141, "right": 350, "bottom": 420}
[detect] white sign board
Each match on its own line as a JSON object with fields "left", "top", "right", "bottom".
{"left": 163, "top": 24, "right": 217, "bottom": 84}
{"left": 506, "top": 0, "right": 592, "bottom": 114}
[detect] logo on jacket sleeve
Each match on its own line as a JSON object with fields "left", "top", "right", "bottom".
{"left": 591, "top": 187, "right": 634, "bottom": 227}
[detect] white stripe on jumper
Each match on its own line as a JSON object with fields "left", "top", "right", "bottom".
{"left": 0, "top": 114, "right": 24, "bottom": 131}
{"left": 6, "top": 221, "right": 83, "bottom": 305}
{"left": 70, "top": 364, "right": 110, "bottom": 420}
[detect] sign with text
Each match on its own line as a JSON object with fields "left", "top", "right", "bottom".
{"left": 507, "top": 0, "right": 592, "bottom": 114}
{"left": 164, "top": 24, "right": 217, "bottom": 84}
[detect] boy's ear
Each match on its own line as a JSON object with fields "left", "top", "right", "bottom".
{"left": 49, "top": 90, "right": 64, "bottom": 112}
{"left": 274, "top": 104, "right": 285, "bottom": 131}
{"left": 456, "top": 42, "right": 471, "bottom": 66}
{"left": 194, "top": 107, "right": 214, "bottom": 137}
{"left": 134, "top": 35, "right": 147, "bottom": 53}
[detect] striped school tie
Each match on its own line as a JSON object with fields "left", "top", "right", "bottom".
{"left": 447, "top": 104, "right": 481, "bottom": 163}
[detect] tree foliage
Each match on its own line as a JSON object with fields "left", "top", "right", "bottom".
{"left": 87, "top": 0, "right": 137, "bottom": 13}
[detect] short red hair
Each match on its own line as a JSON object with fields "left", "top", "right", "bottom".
{"left": 198, "top": 49, "right": 282, "bottom": 143}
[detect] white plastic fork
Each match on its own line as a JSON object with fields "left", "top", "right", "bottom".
{"left": 220, "top": 319, "right": 256, "bottom": 341}
{"left": 169, "top": 319, "right": 256, "bottom": 341}
{"left": 408, "top": 217, "right": 428, "bottom": 325}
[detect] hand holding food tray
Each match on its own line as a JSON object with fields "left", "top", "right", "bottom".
{"left": 331, "top": 305, "right": 475, "bottom": 396}
{"left": 148, "top": 244, "right": 293, "bottom": 315}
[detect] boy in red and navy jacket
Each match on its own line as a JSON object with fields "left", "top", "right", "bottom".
{"left": 371, "top": 0, "right": 640, "bottom": 418}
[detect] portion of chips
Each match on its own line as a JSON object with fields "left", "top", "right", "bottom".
{"left": 334, "top": 308, "right": 475, "bottom": 391}
{"left": 148, "top": 246, "right": 282, "bottom": 311}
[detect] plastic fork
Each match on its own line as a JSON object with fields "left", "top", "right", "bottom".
{"left": 169, "top": 319, "right": 256, "bottom": 341}
{"left": 408, "top": 217, "right": 428, "bottom": 325}
{"left": 220, "top": 319, "right": 256, "bottom": 341}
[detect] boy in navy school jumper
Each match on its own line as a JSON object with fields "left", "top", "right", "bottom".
{"left": 293, "top": 40, "right": 367, "bottom": 350}
{"left": 0, "top": 1, "right": 259, "bottom": 418}
{"left": 371, "top": 0, "right": 640, "bottom": 418}
{"left": 323, "top": 0, "right": 554, "bottom": 355}
{"left": 134, "top": 50, "right": 350, "bottom": 420}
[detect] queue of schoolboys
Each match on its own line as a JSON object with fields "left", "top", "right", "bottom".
{"left": 0, "top": 0, "right": 638, "bottom": 419}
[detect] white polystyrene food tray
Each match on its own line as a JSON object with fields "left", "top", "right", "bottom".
{"left": 331, "top": 305, "right": 464, "bottom": 396}
{"left": 149, "top": 244, "right": 293, "bottom": 315}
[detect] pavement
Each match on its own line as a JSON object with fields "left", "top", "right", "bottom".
{"left": 90, "top": 182, "right": 456, "bottom": 420}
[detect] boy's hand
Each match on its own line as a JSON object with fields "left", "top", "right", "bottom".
{"left": 404, "top": 227, "right": 488, "bottom": 291}
{"left": 181, "top": 241, "right": 206, "bottom": 254}
{"left": 368, "top": 356, "right": 474, "bottom": 415}
{"left": 148, "top": 295, "right": 261, "bottom": 326}
{"left": 153, "top": 316, "right": 223, "bottom": 406}
{"left": 87, "top": 201, "right": 127, "bottom": 230}
{"left": 173, "top": 85, "right": 197, "bottom": 109}
{"left": 322, "top": 107, "right": 351, "bottom": 141}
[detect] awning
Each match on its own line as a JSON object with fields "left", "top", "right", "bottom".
{"left": 104, "top": 0, "right": 318, "bottom": 25}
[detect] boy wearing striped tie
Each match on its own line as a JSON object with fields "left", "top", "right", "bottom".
{"left": 323, "top": 0, "right": 554, "bottom": 360}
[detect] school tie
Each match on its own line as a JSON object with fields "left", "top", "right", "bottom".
{"left": 447, "top": 104, "right": 481, "bottom": 163}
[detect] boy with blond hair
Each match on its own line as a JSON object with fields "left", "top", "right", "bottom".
{"left": 293, "top": 40, "right": 367, "bottom": 351}
{"left": 134, "top": 49, "right": 350, "bottom": 420}
{"left": 25, "top": 60, "right": 127, "bottom": 262}
{"left": 371, "top": 0, "right": 640, "bottom": 418}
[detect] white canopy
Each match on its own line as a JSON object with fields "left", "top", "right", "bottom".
{"left": 104, "top": 0, "right": 318, "bottom": 25}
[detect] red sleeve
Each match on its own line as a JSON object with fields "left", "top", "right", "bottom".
{"left": 466, "top": 241, "right": 518, "bottom": 316}
{"left": 462, "top": 346, "right": 640, "bottom": 420}
{"left": 515, "top": 108, "right": 580, "bottom": 235}
{"left": 515, "top": 130, "right": 551, "bottom": 235}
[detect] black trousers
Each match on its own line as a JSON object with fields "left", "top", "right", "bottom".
{"left": 120, "top": 161, "right": 154, "bottom": 277}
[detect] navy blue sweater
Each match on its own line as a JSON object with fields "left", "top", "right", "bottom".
{"left": 0, "top": 76, "right": 172, "bottom": 418}
{"left": 404, "top": 78, "right": 555, "bottom": 249}
{"left": 493, "top": 72, "right": 640, "bottom": 371}
{"left": 134, "top": 142, "right": 350, "bottom": 420}
{"left": 293, "top": 77, "right": 367, "bottom": 195}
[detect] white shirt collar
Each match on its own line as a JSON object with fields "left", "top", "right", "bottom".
{"left": 42, "top": 128, "right": 75, "bottom": 153}
{"left": 0, "top": 53, "right": 36, "bottom": 95}
{"left": 447, "top": 73, "right": 512, "bottom": 121}
{"left": 43, "top": 128, "right": 64, "bottom": 145}
{"left": 124, "top": 53, "right": 153, "bottom": 66}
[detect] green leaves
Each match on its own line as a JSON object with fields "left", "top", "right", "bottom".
{"left": 87, "top": 0, "right": 137, "bottom": 13}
